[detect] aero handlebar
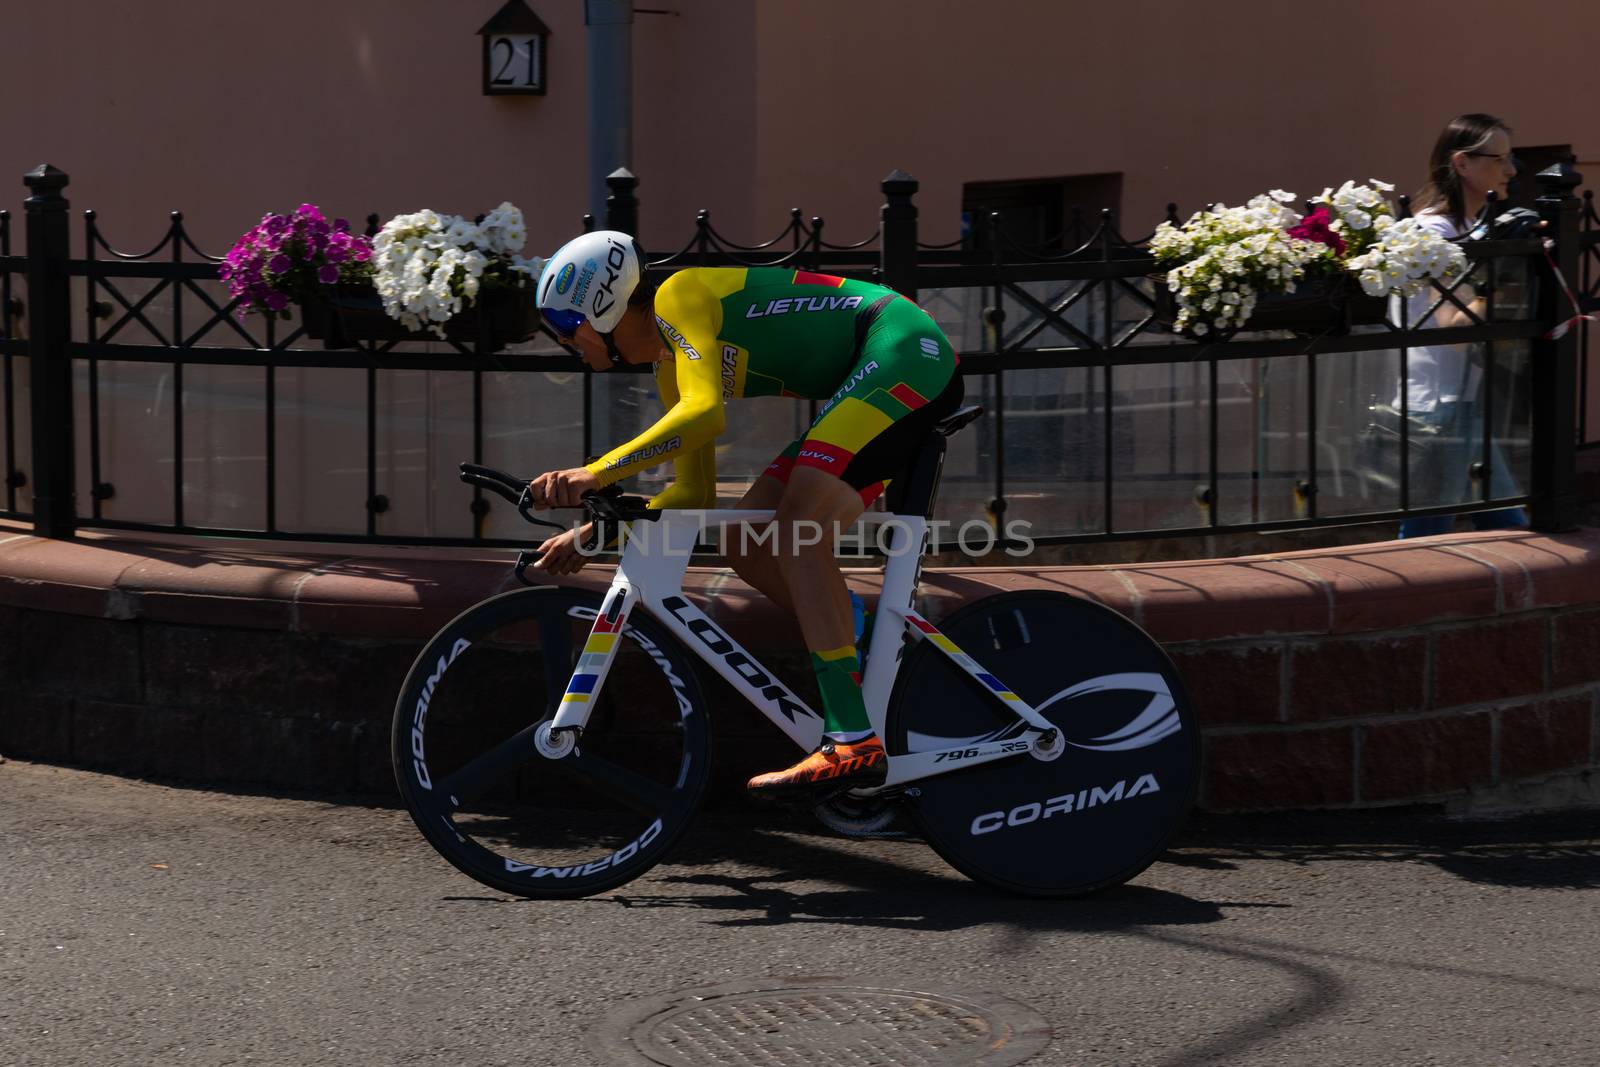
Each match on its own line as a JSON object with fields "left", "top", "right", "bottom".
{"left": 458, "top": 463, "right": 659, "bottom": 584}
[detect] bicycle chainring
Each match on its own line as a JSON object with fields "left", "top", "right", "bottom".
{"left": 812, "top": 792, "right": 906, "bottom": 838}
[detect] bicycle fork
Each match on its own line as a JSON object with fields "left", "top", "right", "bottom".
{"left": 539, "top": 583, "right": 636, "bottom": 754}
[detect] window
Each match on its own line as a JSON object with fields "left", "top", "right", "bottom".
{"left": 961, "top": 174, "right": 1123, "bottom": 253}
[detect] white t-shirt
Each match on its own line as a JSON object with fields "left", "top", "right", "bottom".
{"left": 1391, "top": 211, "right": 1477, "bottom": 414}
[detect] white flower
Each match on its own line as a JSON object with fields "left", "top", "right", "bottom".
{"left": 1338, "top": 216, "right": 1465, "bottom": 298}
{"left": 1151, "top": 182, "right": 1432, "bottom": 333}
{"left": 373, "top": 201, "right": 537, "bottom": 335}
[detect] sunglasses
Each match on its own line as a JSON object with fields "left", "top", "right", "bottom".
{"left": 541, "top": 307, "right": 586, "bottom": 340}
{"left": 1465, "top": 151, "right": 1519, "bottom": 169}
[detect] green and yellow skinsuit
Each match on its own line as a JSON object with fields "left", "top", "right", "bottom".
{"left": 585, "top": 267, "right": 962, "bottom": 740}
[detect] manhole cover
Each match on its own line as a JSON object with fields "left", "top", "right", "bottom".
{"left": 591, "top": 977, "right": 1052, "bottom": 1066}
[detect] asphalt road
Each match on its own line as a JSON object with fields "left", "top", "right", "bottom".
{"left": 2, "top": 759, "right": 1598, "bottom": 1066}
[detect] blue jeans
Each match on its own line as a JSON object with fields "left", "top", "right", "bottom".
{"left": 1397, "top": 400, "right": 1528, "bottom": 538}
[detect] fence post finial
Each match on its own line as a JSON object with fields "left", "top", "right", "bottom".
{"left": 605, "top": 167, "right": 639, "bottom": 237}
{"left": 880, "top": 169, "right": 919, "bottom": 300}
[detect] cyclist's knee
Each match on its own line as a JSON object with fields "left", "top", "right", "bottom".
{"left": 767, "top": 469, "right": 860, "bottom": 569}
{"left": 723, "top": 476, "right": 785, "bottom": 573}
{"left": 778, "top": 466, "right": 862, "bottom": 527}
{"left": 736, "top": 474, "right": 787, "bottom": 511}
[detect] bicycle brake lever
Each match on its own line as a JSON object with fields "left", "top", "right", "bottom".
{"left": 514, "top": 548, "right": 544, "bottom": 586}
{"left": 516, "top": 486, "right": 566, "bottom": 532}
{"left": 578, "top": 491, "right": 623, "bottom": 553}
{"left": 579, "top": 516, "right": 609, "bottom": 554}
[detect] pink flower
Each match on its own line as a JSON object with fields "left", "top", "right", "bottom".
{"left": 221, "top": 203, "right": 374, "bottom": 315}
{"left": 1285, "top": 206, "right": 1346, "bottom": 256}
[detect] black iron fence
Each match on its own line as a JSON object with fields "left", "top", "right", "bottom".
{"left": 0, "top": 163, "right": 1595, "bottom": 550}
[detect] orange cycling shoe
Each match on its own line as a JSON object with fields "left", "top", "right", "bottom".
{"left": 747, "top": 737, "right": 888, "bottom": 798}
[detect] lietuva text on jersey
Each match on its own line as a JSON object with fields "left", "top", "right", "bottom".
{"left": 582, "top": 268, "right": 911, "bottom": 507}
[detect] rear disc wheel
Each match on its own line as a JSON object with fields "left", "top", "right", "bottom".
{"left": 887, "top": 591, "right": 1199, "bottom": 896}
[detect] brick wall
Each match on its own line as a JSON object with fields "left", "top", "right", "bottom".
{"left": 1, "top": 527, "right": 1597, "bottom": 811}
{"left": 1181, "top": 619, "right": 1599, "bottom": 809}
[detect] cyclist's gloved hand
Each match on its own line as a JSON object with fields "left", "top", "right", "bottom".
{"left": 527, "top": 467, "right": 600, "bottom": 509}
{"left": 532, "top": 523, "right": 594, "bottom": 576}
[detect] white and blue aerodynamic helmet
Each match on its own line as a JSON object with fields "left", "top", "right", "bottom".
{"left": 536, "top": 230, "right": 645, "bottom": 337}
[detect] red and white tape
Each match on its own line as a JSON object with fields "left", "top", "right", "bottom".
{"left": 1542, "top": 238, "right": 1599, "bottom": 341}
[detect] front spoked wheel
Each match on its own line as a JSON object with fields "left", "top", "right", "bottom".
{"left": 886, "top": 591, "right": 1199, "bottom": 897}
{"left": 393, "top": 586, "right": 711, "bottom": 898}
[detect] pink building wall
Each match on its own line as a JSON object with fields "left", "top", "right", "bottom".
{"left": 0, "top": 1, "right": 756, "bottom": 256}
{"left": 747, "top": 0, "right": 1598, "bottom": 243}
{"left": 4, "top": 1, "right": 1594, "bottom": 254}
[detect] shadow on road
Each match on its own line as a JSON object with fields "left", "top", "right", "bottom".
{"left": 580, "top": 818, "right": 1283, "bottom": 932}
{"left": 1133, "top": 929, "right": 1350, "bottom": 1067}
{"left": 613, "top": 872, "right": 1265, "bottom": 932}
{"left": 1173, "top": 806, "right": 1600, "bottom": 891}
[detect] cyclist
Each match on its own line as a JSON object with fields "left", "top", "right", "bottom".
{"left": 524, "top": 230, "right": 962, "bottom": 797}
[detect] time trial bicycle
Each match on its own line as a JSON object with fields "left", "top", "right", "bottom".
{"left": 392, "top": 405, "right": 1198, "bottom": 898}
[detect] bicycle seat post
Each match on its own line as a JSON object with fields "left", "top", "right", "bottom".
{"left": 883, "top": 404, "right": 982, "bottom": 521}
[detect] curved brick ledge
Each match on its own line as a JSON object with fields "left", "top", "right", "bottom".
{"left": 1, "top": 526, "right": 1597, "bottom": 811}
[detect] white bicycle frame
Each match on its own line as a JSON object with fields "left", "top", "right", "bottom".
{"left": 545, "top": 508, "right": 1063, "bottom": 788}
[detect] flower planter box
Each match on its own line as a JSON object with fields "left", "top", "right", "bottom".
{"left": 298, "top": 285, "right": 540, "bottom": 353}
{"left": 1152, "top": 275, "right": 1389, "bottom": 342}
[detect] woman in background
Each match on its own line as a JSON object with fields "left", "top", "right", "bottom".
{"left": 1395, "top": 113, "right": 1528, "bottom": 538}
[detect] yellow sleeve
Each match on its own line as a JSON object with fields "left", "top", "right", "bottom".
{"left": 584, "top": 271, "right": 725, "bottom": 488}
{"left": 646, "top": 359, "right": 718, "bottom": 509}
{"left": 647, "top": 447, "right": 718, "bottom": 509}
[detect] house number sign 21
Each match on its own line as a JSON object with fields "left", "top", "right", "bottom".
{"left": 489, "top": 36, "right": 542, "bottom": 91}
{"left": 479, "top": 0, "right": 550, "bottom": 96}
